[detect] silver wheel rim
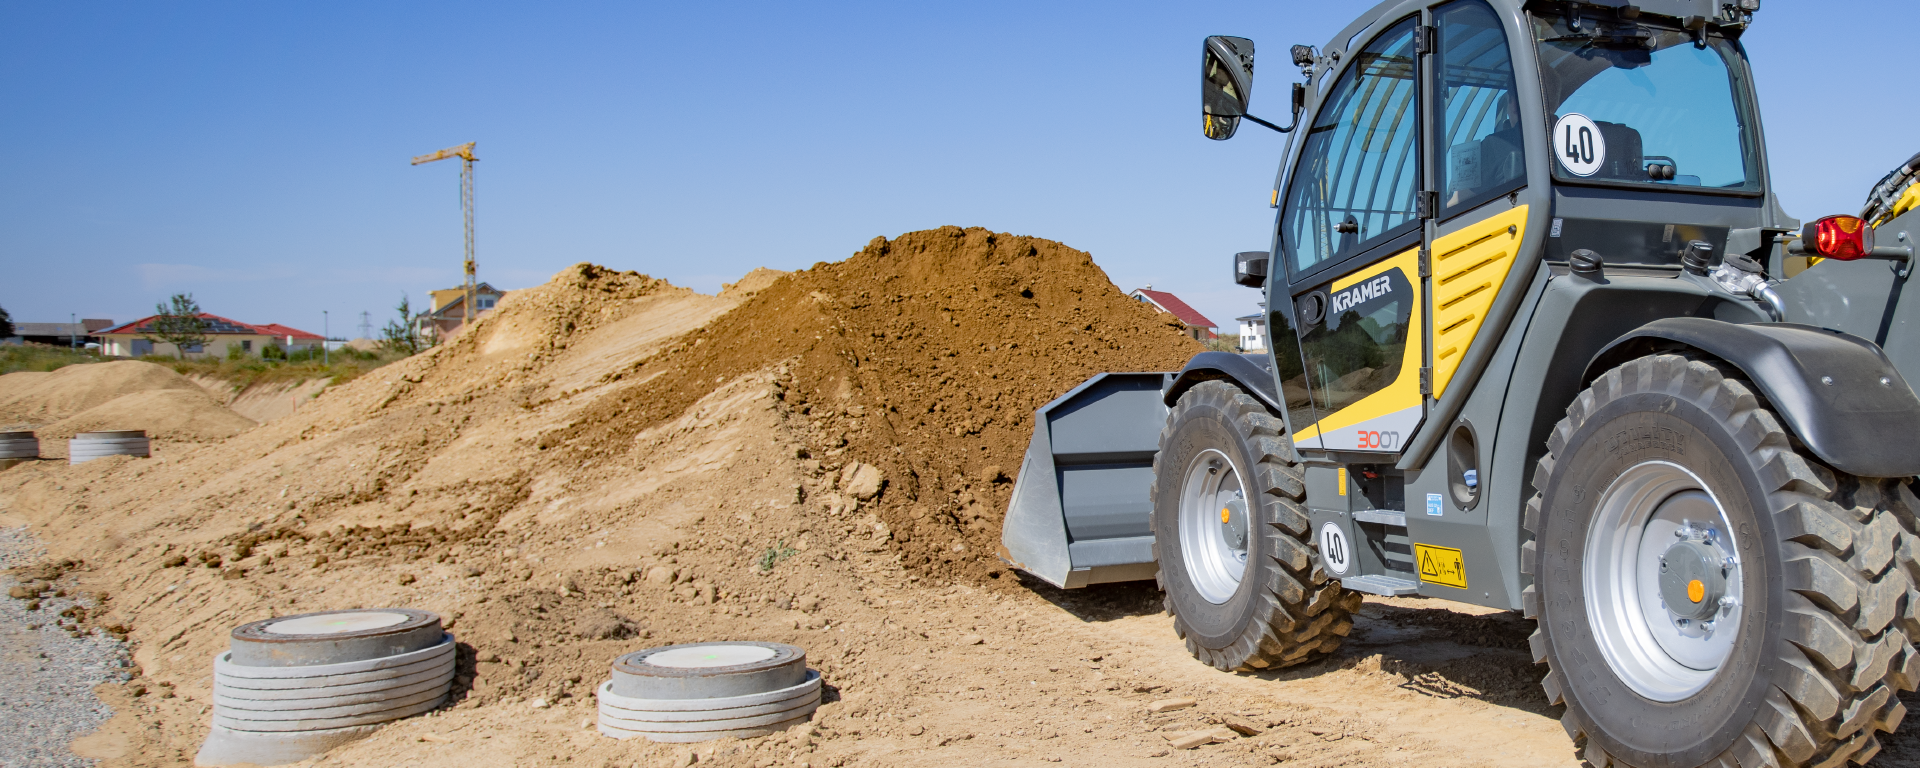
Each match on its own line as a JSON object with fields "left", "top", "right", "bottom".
{"left": 1583, "top": 460, "right": 1744, "bottom": 702}
{"left": 1179, "top": 448, "right": 1252, "bottom": 605}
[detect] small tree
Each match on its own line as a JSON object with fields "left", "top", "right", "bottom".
{"left": 147, "top": 293, "right": 211, "bottom": 358}
{"left": 0, "top": 304, "right": 13, "bottom": 339}
{"left": 381, "top": 295, "right": 424, "bottom": 355}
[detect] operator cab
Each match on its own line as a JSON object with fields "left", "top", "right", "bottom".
{"left": 1199, "top": 0, "right": 1781, "bottom": 461}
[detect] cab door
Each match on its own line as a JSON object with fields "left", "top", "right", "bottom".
{"left": 1274, "top": 16, "right": 1426, "bottom": 453}
{"left": 1426, "top": 0, "right": 1530, "bottom": 400}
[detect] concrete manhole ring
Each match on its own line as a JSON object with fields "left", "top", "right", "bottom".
{"left": 599, "top": 642, "right": 821, "bottom": 742}
{"left": 198, "top": 609, "right": 456, "bottom": 767}
{"left": 230, "top": 608, "right": 444, "bottom": 667}
{"left": 611, "top": 641, "right": 807, "bottom": 699}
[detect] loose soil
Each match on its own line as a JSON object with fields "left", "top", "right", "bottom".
{"left": 0, "top": 361, "right": 208, "bottom": 429}
{"left": 5, "top": 226, "right": 1912, "bottom": 768}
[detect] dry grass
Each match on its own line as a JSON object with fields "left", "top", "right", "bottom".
{"left": 0, "top": 344, "right": 104, "bottom": 375}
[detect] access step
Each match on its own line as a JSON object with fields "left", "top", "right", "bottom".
{"left": 1339, "top": 574, "right": 1420, "bottom": 596}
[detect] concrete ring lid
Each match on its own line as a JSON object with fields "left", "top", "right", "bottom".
{"left": 611, "top": 642, "right": 807, "bottom": 699}
{"left": 230, "top": 609, "right": 444, "bottom": 668}
{"left": 597, "top": 670, "right": 821, "bottom": 712}
{"left": 73, "top": 430, "right": 147, "bottom": 439}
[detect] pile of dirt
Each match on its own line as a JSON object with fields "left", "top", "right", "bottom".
{"left": 547, "top": 226, "right": 1201, "bottom": 579}
{"left": 38, "top": 389, "right": 256, "bottom": 446}
{"left": 0, "top": 361, "right": 206, "bottom": 429}
{"left": 0, "top": 229, "right": 1248, "bottom": 768}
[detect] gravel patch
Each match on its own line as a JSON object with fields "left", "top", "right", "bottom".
{"left": 0, "top": 526, "right": 132, "bottom": 768}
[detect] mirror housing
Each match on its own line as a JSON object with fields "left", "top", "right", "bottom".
{"left": 1203, "top": 36, "right": 1255, "bottom": 140}
{"left": 1234, "top": 251, "right": 1269, "bottom": 287}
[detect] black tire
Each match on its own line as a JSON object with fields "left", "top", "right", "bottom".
{"left": 1523, "top": 354, "right": 1920, "bottom": 768}
{"left": 1150, "top": 380, "right": 1361, "bottom": 671}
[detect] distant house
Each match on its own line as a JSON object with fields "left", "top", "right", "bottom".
{"left": 1129, "top": 287, "right": 1217, "bottom": 342}
{"left": 419, "top": 282, "right": 507, "bottom": 339}
{"left": 95, "top": 314, "right": 324, "bottom": 358}
{"left": 7, "top": 319, "right": 115, "bottom": 347}
{"left": 1236, "top": 307, "right": 1268, "bottom": 354}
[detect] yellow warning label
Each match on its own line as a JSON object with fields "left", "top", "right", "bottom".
{"left": 1337, "top": 468, "right": 1348, "bottom": 496}
{"left": 1414, "top": 543, "right": 1468, "bottom": 589}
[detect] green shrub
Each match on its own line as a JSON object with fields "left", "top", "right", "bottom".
{"left": 0, "top": 345, "right": 102, "bottom": 375}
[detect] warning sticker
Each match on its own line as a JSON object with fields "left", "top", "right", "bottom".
{"left": 1414, "top": 544, "right": 1468, "bottom": 589}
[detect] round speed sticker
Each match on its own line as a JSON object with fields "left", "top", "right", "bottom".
{"left": 1318, "top": 522, "right": 1352, "bottom": 576}
{"left": 1553, "top": 113, "right": 1606, "bottom": 177}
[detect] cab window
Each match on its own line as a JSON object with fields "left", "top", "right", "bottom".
{"left": 1533, "top": 13, "right": 1759, "bottom": 190}
{"left": 1278, "top": 18, "right": 1421, "bottom": 279}
{"left": 1437, "top": 0, "right": 1525, "bottom": 212}
{"left": 1298, "top": 269, "right": 1413, "bottom": 426}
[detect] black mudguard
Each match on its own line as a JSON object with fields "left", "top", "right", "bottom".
{"left": 1164, "top": 352, "right": 1281, "bottom": 412}
{"left": 1587, "top": 318, "right": 1920, "bottom": 478}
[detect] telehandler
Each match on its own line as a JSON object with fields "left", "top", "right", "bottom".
{"left": 999, "top": 1, "right": 1920, "bottom": 765}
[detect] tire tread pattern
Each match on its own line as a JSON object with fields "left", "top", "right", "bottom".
{"left": 1151, "top": 381, "right": 1361, "bottom": 672}
{"left": 1520, "top": 355, "right": 1920, "bottom": 768}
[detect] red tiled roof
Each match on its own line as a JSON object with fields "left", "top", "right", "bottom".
{"left": 253, "top": 323, "right": 325, "bottom": 341}
{"left": 1134, "top": 290, "right": 1217, "bottom": 329}
{"left": 96, "top": 314, "right": 322, "bottom": 340}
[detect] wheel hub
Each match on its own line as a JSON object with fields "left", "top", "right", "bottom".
{"left": 1178, "top": 449, "right": 1253, "bottom": 605}
{"left": 1584, "top": 461, "right": 1744, "bottom": 701}
{"left": 1221, "top": 498, "right": 1249, "bottom": 551}
{"left": 1658, "top": 533, "right": 1728, "bottom": 622}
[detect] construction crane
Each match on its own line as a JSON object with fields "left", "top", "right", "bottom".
{"left": 411, "top": 142, "right": 478, "bottom": 332}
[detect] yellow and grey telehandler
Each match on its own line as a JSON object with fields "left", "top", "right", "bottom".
{"left": 1000, "top": 0, "right": 1920, "bottom": 765}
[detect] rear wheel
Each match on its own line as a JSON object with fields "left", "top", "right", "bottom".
{"left": 1151, "top": 380, "right": 1360, "bottom": 671}
{"left": 1524, "top": 354, "right": 1920, "bottom": 768}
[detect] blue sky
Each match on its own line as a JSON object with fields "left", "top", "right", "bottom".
{"left": 1, "top": 1, "right": 1911, "bottom": 338}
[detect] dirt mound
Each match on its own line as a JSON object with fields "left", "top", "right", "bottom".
{"left": 37, "top": 389, "right": 256, "bottom": 447}
{"left": 548, "top": 226, "right": 1201, "bottom": 579}
{"left": 720, "top": 267, "right": 789, "bottom": 298}
{"left": 0, "top": 231, "right": 1237, "bottom": 767}
{"left": 0, "top": 361, "right": 203, "bottom": 429}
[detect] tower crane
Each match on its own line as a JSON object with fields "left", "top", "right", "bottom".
{"left": 411, "top": 142, "right": 478, "bottom": 332}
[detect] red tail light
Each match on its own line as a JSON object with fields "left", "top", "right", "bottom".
{"left": 1803, "top": 215, "right": 1876, "bottom": 260}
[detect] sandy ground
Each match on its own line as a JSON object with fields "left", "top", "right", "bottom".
{"left": 4, "top": 229, "right": 1920, "bottom": 767}
{"left": 186, "top": 375, "right": 332, "bottom": 424}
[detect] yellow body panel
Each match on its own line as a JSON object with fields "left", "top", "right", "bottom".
{"left": 1290, "top": 246, "right": 1424, "bottom": 442}
{"left": 1429, "top": 205, "right": 1529, "bottom": 398}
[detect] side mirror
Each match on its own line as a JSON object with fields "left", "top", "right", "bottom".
{"left": 1234, "top": 251, "right": 1269, "bottom": 287}
{"left": 1203, "top": 36, "right": 1255, "bottom": 141}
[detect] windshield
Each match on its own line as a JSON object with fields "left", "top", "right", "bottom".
{"left": 1532, "top": 15, "right": 1759, "bottom": 191}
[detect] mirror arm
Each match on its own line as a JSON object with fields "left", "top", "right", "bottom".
{"left": 1239, "top": 111, "right": 1298, "bottom": 134}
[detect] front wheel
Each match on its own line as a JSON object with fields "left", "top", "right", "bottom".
{"left": 1150, "top": 380, "right": 1360, "bottom": 671}
{"left": 1524, "top": 354, "right": 1920, "bottom": 768}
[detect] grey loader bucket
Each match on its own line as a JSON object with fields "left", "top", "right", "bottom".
{"left": 999, "top": 372, "right": 1172, "bottom": 589}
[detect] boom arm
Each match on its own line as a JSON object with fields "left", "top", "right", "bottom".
{"left": 411, "top": 142, "right": 477, "bottom": 166}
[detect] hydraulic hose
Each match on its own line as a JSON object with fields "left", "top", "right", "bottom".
{"left": 1751, "top": 282, "right": 1787, "bottom": 322}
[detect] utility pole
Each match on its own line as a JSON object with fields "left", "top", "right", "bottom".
{"left": 323, "top": 311, "right": 329, "bottom": 366}
{"left": 70, "top": 313, "right": 76, "bottom": 349}
{"left": 358, "top": 311, "right": 372, "bottom": 340}
{"left": 411, "top": 142, "right": 478, "bottom": 332}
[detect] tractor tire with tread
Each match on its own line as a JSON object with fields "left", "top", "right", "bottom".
{"left": 1150, "top": 380, "right": 1361, "bottom": 672}
{"left": 1523, "top": 353, "right": 1920, "bottom": 768}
